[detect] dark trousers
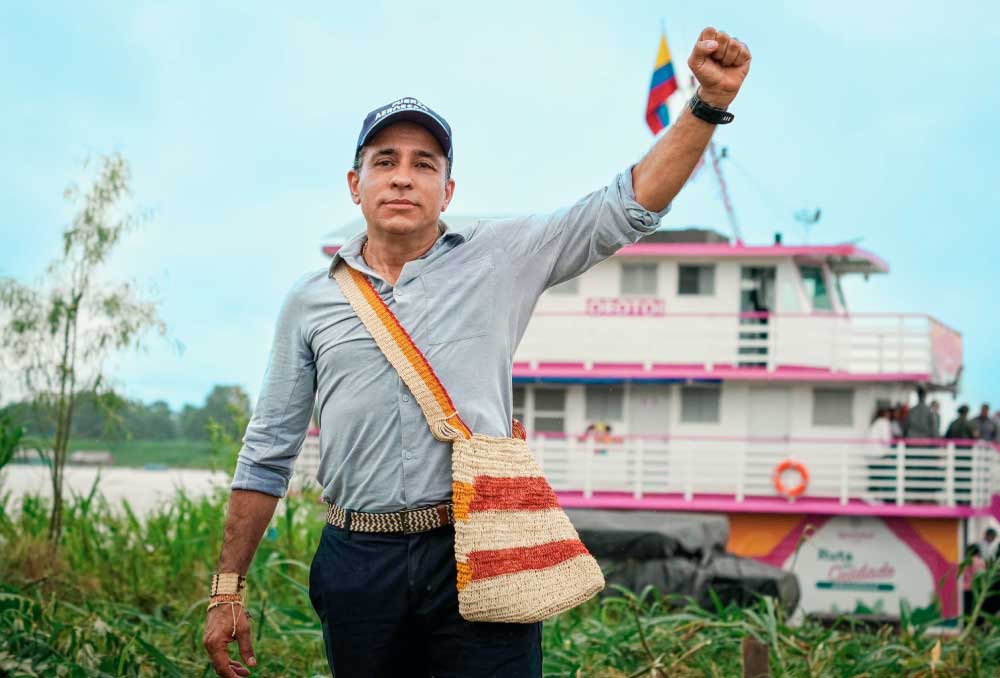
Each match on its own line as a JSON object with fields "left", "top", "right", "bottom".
{"left": 308, "top": 522, "right": 543, "bottom": 677}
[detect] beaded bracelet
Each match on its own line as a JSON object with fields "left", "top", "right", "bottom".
{"left": 208, "top": 593, "right": 244, "bottom": 606}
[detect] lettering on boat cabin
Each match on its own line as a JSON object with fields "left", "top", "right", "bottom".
{"left": 585, "top": 297, "right": 665, "bottom": 317}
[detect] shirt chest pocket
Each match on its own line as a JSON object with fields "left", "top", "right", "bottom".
{"left": 419, "top": 255, "right": 495, "bottom": 346}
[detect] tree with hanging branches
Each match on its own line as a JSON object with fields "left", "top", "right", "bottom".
{"left": 0, "top": 153, "right": 168, "bottom": 544}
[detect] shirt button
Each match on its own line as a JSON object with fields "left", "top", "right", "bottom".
{"left": 404, "top": 451, "right": 413, "bottom": 460}
{"left": 402, "top": 394, "right": 410, "bottom": 403}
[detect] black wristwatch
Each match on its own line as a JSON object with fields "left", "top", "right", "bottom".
{"left": 689, "top": 90, "right": 734, "bottom": 125}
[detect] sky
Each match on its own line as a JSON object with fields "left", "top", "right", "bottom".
{"left": 2, "top": 1, "right": 998, "bottom": 413}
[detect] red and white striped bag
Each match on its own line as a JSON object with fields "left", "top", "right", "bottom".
{"left": 333, "top": 261, "right": 605, "bottom": 622}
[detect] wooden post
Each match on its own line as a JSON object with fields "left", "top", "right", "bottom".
{"left": 742, "top": 636, "right": 771, "bottom": 678}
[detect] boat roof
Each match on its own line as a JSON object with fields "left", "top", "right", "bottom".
{"left": 617, "top": 242, "right": 889, "bottom": 274}
{"left": 320, "top": 219, "right": 889, "bottom": 275}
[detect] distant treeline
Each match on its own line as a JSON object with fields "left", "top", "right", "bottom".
{"left": 0, "top": 385, "right": 251, "bottom": 442}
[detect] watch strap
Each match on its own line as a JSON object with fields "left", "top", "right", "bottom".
{"left": 689, "top": 92, "right": 734, "bottom": 125}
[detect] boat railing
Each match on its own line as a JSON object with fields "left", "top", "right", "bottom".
{"left": 529, "top": 433, "right": 999, "bottom": 512}
{"left": 289, "top": 433, "right": 998, "bottom": 514}
{"left": 518, "top": 311, "right": 962, "bottom": 382}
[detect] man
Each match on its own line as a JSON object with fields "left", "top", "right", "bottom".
{"left": 203, "top": 27, "right": 751, "bottom": 678}
{"left": 946, "top": 405, "right": 977, "bottom": 440}
{"left": 979, "top": 527, "right": 998, "bottom": 563}
{"left": 903, "top": 387, "right": 939, "bottom": 496}
{"left": 903, "top": 386, "right": 936, "bottom": 439}
{"left": 972, "top": 403, "right": 997, "bottom": 442}
{"left": 930, "top": 400, "right": 943, "bottom": 438}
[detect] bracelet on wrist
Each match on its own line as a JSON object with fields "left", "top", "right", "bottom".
{"left": 211, "top": 572, "right": 246, "bottom": 596}
{"left": 207, "top": 593, "right": 250, "bottom": 637}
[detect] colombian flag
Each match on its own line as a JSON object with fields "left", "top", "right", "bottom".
{"left": 646, "top": 30, "right": 678, "bottom": 134}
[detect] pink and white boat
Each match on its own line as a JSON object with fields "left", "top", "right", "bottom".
{"left": 311, "top": 221, "right": 996, "bottom": 620}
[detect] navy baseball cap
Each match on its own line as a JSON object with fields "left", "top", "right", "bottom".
{"left": 356, "top": 97, "right": 453, "bottom": 162}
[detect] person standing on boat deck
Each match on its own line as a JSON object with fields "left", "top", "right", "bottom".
{"left": 946, "top": 405, "right": 977, "bottom": 441}
{"left": 972, "top": 403, "right": 997, "bottom": 441}
{"left": 868, "top": 406, "right": 893, "bottom": 443}
{"left": 865, "top": 405, "right": 894, "bottom": 498}
{"left": 929, "top": 400, "right": 942, "bottom": 438}
{"left": 889, "top": 405, "right": 904, "bottom": 439}
{"left": 202, "top": 27, "right": 752, "bottom": 678}
{"left": 978, "top": 528, "right": 998, "bottom": 563}
{"left": 904, "top": 387, "right": 941, "bottom": 495}
{"left": 903, "top": 386, "right": 936, "bottom": 440}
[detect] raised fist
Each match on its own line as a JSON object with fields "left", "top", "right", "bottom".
{"left": 688, "top": 27, "right": 751, "bottom": 110}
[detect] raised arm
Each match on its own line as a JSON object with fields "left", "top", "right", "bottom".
{"left": 495, "top": 27, "right": 751, "bottom": 298}
{"left": 633, "top": 27, "right": 751, "bottom": 212}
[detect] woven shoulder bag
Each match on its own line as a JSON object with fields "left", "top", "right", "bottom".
{"left": 333, "top": 261, "right": 605, "bottom": 623}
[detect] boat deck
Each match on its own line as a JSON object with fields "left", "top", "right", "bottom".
{"left": 292, "top": 435, "right": 999, "bottom": 519}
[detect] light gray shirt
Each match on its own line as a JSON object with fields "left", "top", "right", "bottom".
{"left": 904, "top": 403, "right": 937, "bottom": 439}
{"left": 230, "top": 167, "right": 669, "bottom": 511}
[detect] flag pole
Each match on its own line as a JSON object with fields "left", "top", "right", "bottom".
{"left": 650, "top": 20, "right": 672, "bottom": 142}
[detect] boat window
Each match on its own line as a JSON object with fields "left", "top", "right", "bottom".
{"left": 585, "top": 384, "right": 624, "bottom": 421}
{"left": 680, "top": 384, "right": 721, "bottom": 423}
{"left": 812, "top": 388, "right": 854, "bottom": 427}
{"left": 533, "top": 388, "right": 566, "bottom": 433}
{"left": 548, "top": 277, "right": 579, "bottom": 295}
{"left": 678, "top": 265, "right": 715, "bottom": 296}
{"left": 620, "top": 263, "right": 658, "bottom": 296}
{"left": 798, "top": 265, "right": 833, "bottom": 311}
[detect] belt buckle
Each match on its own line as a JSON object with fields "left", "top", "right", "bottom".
{"left": 399, "top": 506, "right": 419, "bottom": 534}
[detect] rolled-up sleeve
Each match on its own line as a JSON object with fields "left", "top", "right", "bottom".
{"left": 494, "top": 166, "right": 670, "bottom": 289}
{"left": 231, "top": 280, "right": 316, "bottom": 498}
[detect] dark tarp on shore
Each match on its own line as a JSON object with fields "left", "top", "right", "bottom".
{"left": 565, "top": 509, "right": 801, "bottom": 612}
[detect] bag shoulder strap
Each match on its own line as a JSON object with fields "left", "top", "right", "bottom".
{"left": 331, "top": 260, "right": 471, "bottom": 443}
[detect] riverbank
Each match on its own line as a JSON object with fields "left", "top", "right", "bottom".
{"left": 2, "top": 484, "right": 996, "bottom": 677}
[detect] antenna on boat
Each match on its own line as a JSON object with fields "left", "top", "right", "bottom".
{"left": 708, "top": 141, "right": 742, "bottom": 244}
{"left": 794, "top": 207, "right": 822, "bottom": 243}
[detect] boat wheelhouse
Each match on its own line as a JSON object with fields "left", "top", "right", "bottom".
{"left": 305, "top": 219, "right": 997, "bottom": 620}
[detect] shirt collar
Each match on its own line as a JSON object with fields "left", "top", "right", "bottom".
{"left": 327, "top": 219, "right": 466, "bottom": 277}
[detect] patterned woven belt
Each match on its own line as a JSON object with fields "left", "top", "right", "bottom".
{"left": 325, "top": 501, "right": 455, "bottom": 534}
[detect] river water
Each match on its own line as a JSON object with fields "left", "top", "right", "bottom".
{"left": 2, "top": 464, "right": 230, "bottom": 515}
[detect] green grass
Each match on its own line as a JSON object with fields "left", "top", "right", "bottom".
{"left": 1, "top": 482, "right": 999, "bottom": 677}
{"left": 62, "top": 438, "right": 217, "bottom": 470}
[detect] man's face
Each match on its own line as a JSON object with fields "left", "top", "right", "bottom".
{"left": 981, "top": 405, "right": 990, "bottom": 418}
{"left": 347, "top": 121, "right": 455, "bottom": 238}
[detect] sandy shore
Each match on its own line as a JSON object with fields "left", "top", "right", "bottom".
{"left": 2, "top": 464, "right": 230, "bottom": 515}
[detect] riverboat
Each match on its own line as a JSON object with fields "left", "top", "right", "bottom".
{"left": 299, "top": 217, "right": 997, "bottom": 621}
